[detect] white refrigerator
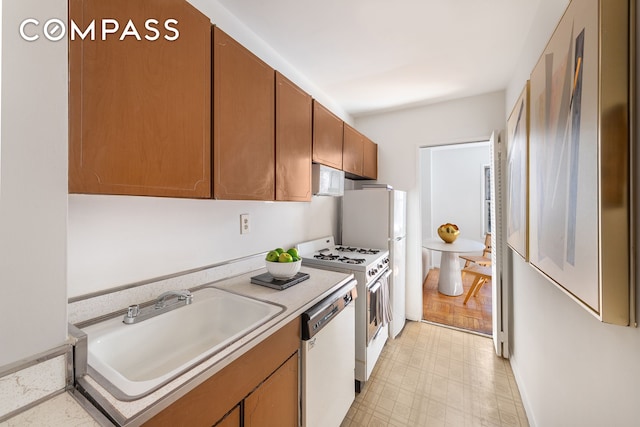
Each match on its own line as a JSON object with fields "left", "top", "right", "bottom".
{"left": 342, "top": 188, "right": 407, "bottom": 339}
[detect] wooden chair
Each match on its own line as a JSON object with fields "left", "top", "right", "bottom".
{"left": 461, "top": 265, "right": 492, "bottom": 305}
{"left": 460, "top": 233, "right": 491, "bottom": 267}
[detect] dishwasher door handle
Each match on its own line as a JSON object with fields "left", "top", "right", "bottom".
{"left": 319, "top": 304, "right": 339, "bottom": 325}
{"left": 301, "top": 280, "right": 356, "bottom": 340}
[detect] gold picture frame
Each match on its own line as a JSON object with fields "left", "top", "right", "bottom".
{"left": 528, "top": 0, "right": 633, "bottom": 325}
{"left": 506, "top": 82, "right": 529, "bottom": 261}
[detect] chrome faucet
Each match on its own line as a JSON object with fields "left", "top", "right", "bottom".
{"left": 155, "top": 290, "right": 193, "bottom": 309}
{"left": 123, "top": 289, "right": 193, "bottom": 325}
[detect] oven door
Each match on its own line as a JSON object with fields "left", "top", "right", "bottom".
{"left": 366, "top": 269, "right": 391, "bottom": 344}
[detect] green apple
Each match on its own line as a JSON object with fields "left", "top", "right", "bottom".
{"left": 286, "top": 248, "right": 299, "bottom": 258}
{"left": 278, "top": 253, "right": 293, "bottom": 263}
{"left": 266, "top": 250, "right": 280, "bottom": 262}
{"left": 275, "top": 247, "right": 285, "bottom": 255}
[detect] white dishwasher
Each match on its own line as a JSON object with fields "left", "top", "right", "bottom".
{"left": 301, "top": 280, "right": 357, "bottom": 427}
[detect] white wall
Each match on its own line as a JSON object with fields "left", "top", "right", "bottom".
{"left": 421, "top": 142, "right": 491, "bottom": 267}
{"left": 505, "top": 0, "right": 570, "bottom": 108}
{"left": 505, "top": 1, "right": 640, "bottom": 426}
{"left": 68, "top": 195, "right": 338, "bottom": 296}
{"left": 355, "top": 91, "right": 505, "bottom": 322}
{"left": 0, "top": 0, "right": 68, "bottom": 367}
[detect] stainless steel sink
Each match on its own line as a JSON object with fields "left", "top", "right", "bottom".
{"left": 81, "top": 287, "right": 284, "bottom": 400}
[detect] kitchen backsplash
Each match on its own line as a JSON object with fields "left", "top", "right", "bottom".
{"left": 68, "top": 253, "right": 266, "bottom": 326}
{"left": 0, "top": 347, "right": 71, "bottom": 422}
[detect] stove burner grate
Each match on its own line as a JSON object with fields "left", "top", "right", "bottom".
{"left": 335, "top": 246, "right": 358, "bottom": 252}
{"left": 357, "top": 248, "right": 380, "bottom": 255}
{"left": 338, "top": 256, "right": 366, "bottom": 265}
{"left": 335, "top": 246, "right": 380, "bottom": 255}
{"left": 314, "top": 253, "right": 340, "bottom": 261}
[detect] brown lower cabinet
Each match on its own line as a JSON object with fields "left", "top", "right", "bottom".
{"left": 216, "top": 406, "right": 240, "bottom": 427}
{"left": 143, "top": 319, "right": 300, "bottom": 427}
{"left": 214, "top": 353, "right": 297, "bottom": 427}
{"left": 243, "top": 353, "right": 298, "bottom": 427}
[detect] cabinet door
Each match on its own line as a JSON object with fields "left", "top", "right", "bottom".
{"left": 213, "top": 27, "right": 275, "bottom": 200}
{"left": 69, "top": 0, "right": 212, "bottom": 198}
{"left": 342, "top": 124, "right": 364, "bottom": 177}
{"left": 244, "top": 352, "right": 299, "bottom": 427}
{"left": 363, "top": 138, "right": 378, "bottom": 179}
{"left": 215, "top": 405, "right": 241, "bottom": 427}
{"left": 275, "top": 72, "right": 312, "bottom": 201}
{"left": 312, "top": 101, "right": 343, "bottom": 170}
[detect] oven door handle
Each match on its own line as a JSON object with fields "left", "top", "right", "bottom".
{"left": 369, "top": 268, "right": 391, "bottom": 289}
{"left": 368, "top": 281, "right": 382, "bottom": 293}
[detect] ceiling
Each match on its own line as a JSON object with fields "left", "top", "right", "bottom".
{"left": 217, "top": 0, "right": 542, "bottom": 117}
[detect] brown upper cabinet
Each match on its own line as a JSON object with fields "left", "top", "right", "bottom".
{"left": 343, "top": 124, "right": 364, "bottom": 177}
{"left": 343, "top": 124, "right": 378, "bottom": 180}
{"left": 312, "top": 101, "right": 344, "bottom": 170}
{"left": 362, "top": 137, "right": 378, "bottom": 179}
{"left": 213, "top": 27, "right": 275, "bottom": 200}
{"left": 68, "top": 0, "right": 212, "bottom": 198}
{"left": 275, "top": 72, "right": 313, "bottom": 202}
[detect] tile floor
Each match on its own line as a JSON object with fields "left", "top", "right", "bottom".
{"left": 340, "top": 321, "right": 529, "bottom": 427}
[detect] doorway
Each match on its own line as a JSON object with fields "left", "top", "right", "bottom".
{"left": 419, "top": 141, "right": 493, "bottom": 336}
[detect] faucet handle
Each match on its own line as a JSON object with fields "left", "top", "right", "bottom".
{"left": 123, "top": 304, "right": 140, "bottom": 324}
{"left": 180, "top": 291, "right": 193, "bottom": 305}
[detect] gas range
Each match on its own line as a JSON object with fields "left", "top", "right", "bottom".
{"left": 297, "top": 236, "right": 391, "bottom": 388}
{"left": 296, "top": 236, "right": 389, "bottom": 281}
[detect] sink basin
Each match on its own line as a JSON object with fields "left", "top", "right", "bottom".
{"left": 81, "top": 287, "right": 284, "bottom": 400}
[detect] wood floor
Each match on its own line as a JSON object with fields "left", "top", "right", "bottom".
{"left": 422, "top": 268, "right": 493, "bottom": 336}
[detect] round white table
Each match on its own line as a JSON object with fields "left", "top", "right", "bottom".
{"left": 423, "top": 237, "right": 486, "bottom": 296}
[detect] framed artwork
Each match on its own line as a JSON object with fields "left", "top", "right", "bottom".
{"left": 506, "top": 82, "right": 529, "bottom": 261}
{"left": 528, "top": 0, "right": 632, "bottom": 325}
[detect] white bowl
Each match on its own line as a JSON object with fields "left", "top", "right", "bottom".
{"left": 265, "top": 260, "right": 302, "bottom": 280}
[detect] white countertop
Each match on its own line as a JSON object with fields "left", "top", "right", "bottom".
{"left": 78, "top": 265, "right": 354, "bottom": 426}
{"left": 0, "top": 392, "right": 102, "bottom": 427}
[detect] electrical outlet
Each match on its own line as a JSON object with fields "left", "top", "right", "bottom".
{"left": 240, "top": 214, "right": 250, "bottom": 234}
